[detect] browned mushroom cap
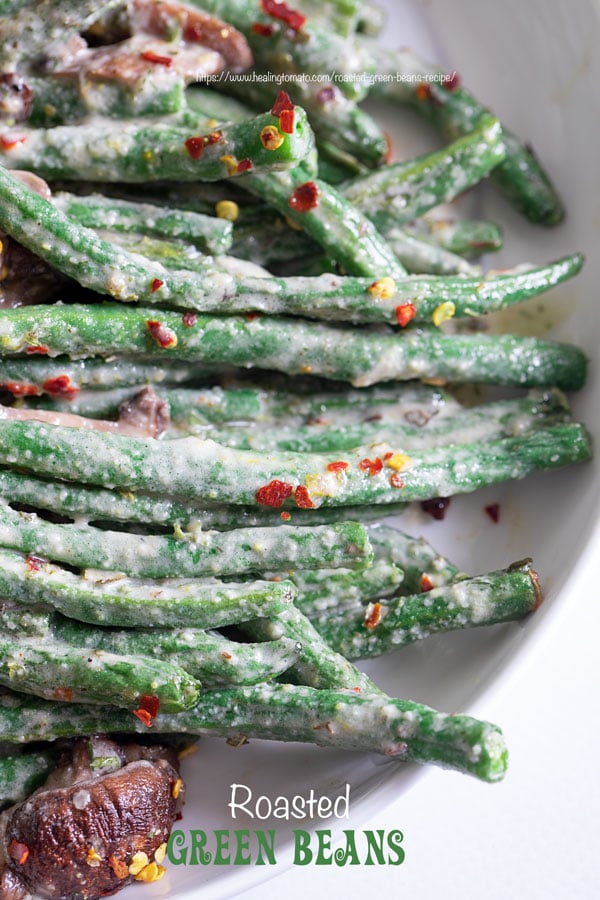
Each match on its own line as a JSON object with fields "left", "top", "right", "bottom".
{"left": 2, "top": 739, "right": 185, "bottom": 900}
{"left": 130, "top": 0, "right": 253, "bottom": 71}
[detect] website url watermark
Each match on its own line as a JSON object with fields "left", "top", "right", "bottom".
{"left": 194, "top": 70, "right": 455, "bottom": 87}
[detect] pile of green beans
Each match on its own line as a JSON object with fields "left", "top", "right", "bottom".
{"left": 0, "top": 0, "right": 592, "bottom": 807}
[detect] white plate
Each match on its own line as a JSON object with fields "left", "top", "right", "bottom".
{"left": 124, "top": 1, "right": 600, "bottom": 897}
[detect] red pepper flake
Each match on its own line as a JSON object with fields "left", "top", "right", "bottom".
{"left": 151, "top": 278, "right": 164, "bottom": 293}
{"left": 395, "top": 302, "right": 416, "bottom": 327}
{"left": 109, "top": 856, "right": 129, "bottom": 880}
{"left": 0, "top": 133, "right": 27, "bottom": 150}
{"left": 261, "top": 0, "right": 306, "bottom": 32}
{"left": 146, "top": 320, "right": 178, "bottom": 349}
{"left": 288, "top": 181, "right": 319, "bottom": 213}
{"left": 383, "top": 452, "right": 394, "bottom": 461}
{"left": 294, "top": 485, "right": 314, "bottom": 508}
{"left": 359, "top": 456, "right": 383, "bottom": 476}
{"left": 182, "top": 311, "right": 197, "bottom": 327}
{"left": 52, "top": 686, "right": 74, "bottom": 701}
{"left": 420, "top": 573, "right": 434, "bottom": 592}
{"left": 141, "top": 49, "right": 173, "bottom": 67}
{"left": 364, "top": 602, "right": 382, "bottom": 630}
{"left": 280, "top": 510, "right": 291, "bottom": 520}
{"left": 251, "top": 21, "right": 276, "bottom": 36}
{"left": 205, "top": 130, "right": 222, "bottom": 145}
{"left": 415, "top": 82, "right": 432, "bottom": 102}
{"left": 26, "top": 554, "right": 45, "bottom": 571}
{"left": 133, "top": 708, "right": 154, "bottom": 727}
{"left": 8, "top": 840, "right": 29, "bottom": 865}
{"left": 484, "top": 503, "right": 500, "bottom": 523}
{"left": 327, "top": 460, "right": 349, "bottom": 473}
{"left": 184, "top": 136, "right": 204, "bottom": 159}
{"left": 278, "top": 108, "right": 295, "bottom": 134}
{"left": 244, "top": 311, "right": 261, "bottom": 320}
{"left": 139, "top": 693, "right": 160, "bottom": 719}
{"left": 255, "top": 479, "right": 293, "bottom": 507}
{"left": 236, "top": 157, "right": 253, "bottom": 173}
{"left": 42, "top": 375, "right": 80, "bottom": 399}
{"left": 390, "top": 473, "right": 404, "bottom": 489}
{"left": 25, "top": 344, "right": 48, "bottom": 355}
{"left": 421, "top": 497, "right": 451, "bottom": 520}
{"left": 351, "top": 686, "right": 362, "bottom": 693}
{"left": 442, "top": 71, "right": 461, "bottom": 91}
{"left": 271, "top": 90, "right": 294, "bottom": 116}
{"left": 0, "top": 381, "right": 39, "bottom": 397}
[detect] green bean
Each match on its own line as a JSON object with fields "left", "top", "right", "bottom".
{"left": 0, "top": 748, "right": 58, "bottom": 808}
{"left": 406, "top": 216, "right": 504, "bottom": 257}
{"left": 314, "top": 561, "right": 541, "bottom": 659}
{"left": 0, "top": 107, "right": 313, "bottom": 181}
{"left": 372, "top": 49, "right": 564, "bottom": 225}
{"left": 0, "top": 684, "right": 508, "bottom": 782}
{"left": 341, "top": 115, "right": 506, "bottom": 231}
{"left": 52, "top": 192, "right": 233, "bottom": 255}
{"left": 0, "top": 546, "right": 297, "bottom": 629}
{"left": 0, "top": 303, "right": 587, "bottom": 388}
{"left": 283, "top": 558, "right": 404, "bottom": 619}
{"left": 0, "top": 416, "right": 591, "bottom": 509}
{"left": 366, "top": 525, "right": 465, "bottom": 594}
{"left": 0, "top": 633, "right": 200, "bottom": 712}
{"left": 183, "top": 389, "right": 571, "bottom": 452}
{"left": 0, "top": 468, "right": 406, "bottom": 531}
{"left": 0, "top": 505, "right": 371, "bottom": 577}
{"left": 0, "top": 606, "right": 302, "bottom": 688}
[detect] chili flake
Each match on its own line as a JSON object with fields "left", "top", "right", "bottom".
{"left": 182, "top": 311, "right": 197, "bottom": 327}
{"left": 141, "top": 49, "right": 173, "bottom": 67}
{"left": 215, "top": 199, "right": 239, "bottom": 220}
{"left": 52, "top": 686, "right": 74, "bottom": 701}
{"left": 415, "top": 82, "right": 431, "bottom": 102}
{"left": 26, "top": 554, "right": 45, "bottom": 571}
{"left": 395, "top": 302, "right": 416, "bottom": 327}
{"left": 261, "top": 0, "right": 306, "bottom": 32}
{"left": 421, "top": 496, "right": 451, "bottom": 520}
{"left": 255, "top": 479, "right": 293, "bottom": 507}
{"left": 260, "top": 124, "right": 285, "bottom": 150}
{"left": 432, "top": 300, "right": 456, "bottom": 327}
{"left": 139, "top": 694, "right": 160, "bottom": 718}
{"left": 280, "top": 510, "right": 291, "bottom": 520}
{"left": 364, "top": 601, "right": 382, "bottom": 630}
{"left": 132, "top": 708, "right": 154, "bottom": 727}
{"left": 294, "top": 485, "right": 314, "bottom": 508}
{"left": 327, "top": 460, "right": 349, "bottom": 473}
{"left": 184, "top": 136, "right": 204, "bottom": 160}
{"left": 420, "top": 573, "right": 434, "bottom": 592}
{"left": 289, "top": 181, "right": 319, "bottom": 212}
{"left": 147, "top": 320, "right": 178, "bottom": 349}
{"left": 25, "top": 344, "right": 48, "bottom": 354}
{"left": 359, "top": 456, "right": 383, "bottom": 476}
{"left": 0, "top": 133, "right": 27, "bottom": 150}
{"left": 385, "top": 452, "right": 411, "bottom": 472}
{"left": 485, "top": 503, "right": 500, "bottom": 523}
{"left": 109, "top": 856, "right": 129, "bottom": 879}
{"left": 0, "top": 381, "right": 39, "bottom": 396}
{"left": 236, "top": 157, "right": 253, "bottom": 173}
{"left": 251, "top": 21, "right": 276, "bottom": 37}
{"left": 271, "top": 91, "right": 294, "bottom": 116}
{"left": 219, "top": 154, "right": 239, "bottom": 176}
{"left": 368, "top": 276, "right": 396, "bottom": 300}
{"left": 42, "top": 375, "right": 79, "bottom": 399}
{"left": 278, "top": 108, "right": 295, "bottom": 134}
{"left": 206, "top": 130, "right": 222, "bottom": 144}
{"left": 8, "top": 840, "right": 29, "bottom": 865}
{"left": 443, "top": 71, "right": 461, "bottom": 91}
{"left": 150, "top": 278, "right": 164, "bottom": 292}
{"left": 390, "top": 473, "right": 405, "bottom": 489}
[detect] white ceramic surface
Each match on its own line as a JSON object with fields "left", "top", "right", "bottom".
{"left": 124, "top": 1, "right": 600, "bottom": 897}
